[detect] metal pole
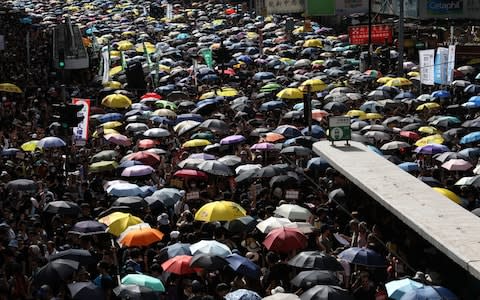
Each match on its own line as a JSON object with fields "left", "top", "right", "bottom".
{"left": 26, "top": 31, "right": 30, "bottom": 68}
{"left": 398, "top": 0, "right": 404, "bottom": 76}
{"left": 368, "top": 0, "right": 372, "bottom": 68}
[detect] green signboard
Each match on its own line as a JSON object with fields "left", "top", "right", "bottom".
{"left": 306, "top": 0, "right": 336, "bottom": 16}
{"left": 328, "top": 116, "right": 351, "bottom": 142}
{"left": 201, "top": 49, "right": 213, "bottom": 68}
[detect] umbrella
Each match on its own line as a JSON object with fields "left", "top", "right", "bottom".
{"left": 91, "top": 150, "right": 119, "bottom": 163}
{"left": 107, "top": 182, "right": 144, "bottom": 197}
{"left": 224, "top": 216, "right": 258, "bottom": 233}
{"left": 121, "top": 274, "right": 165, "bottom": 292}
{"left": 118, "top": 227, "right": 164, "bottom": 247}
{"left": 69, "top": 220, "right": 107, "bottom": 236}
{"left": 21, "top": 140, "right": 39, "bottom": 152}
{"left": 99, "top": 212, "right": 143, "bottom": 236}
{"left": 37, "top": 136, "right": 66, "bottom": 148}
{"left": 48, "top": 249, "right": 96, "bottom": 265}
{"left": 256, "top": 216, "right": 292, "bottom": 233}
{"left": 414, "top": 144, "right": 449, "bottom": 155}
{"left": 35, "top": 259, "right": 79, "bottom": 287}
{"left": 113, "top": 285, "right": 158, "bottom": 300}
{"left": 225, "top": 289, "right": 261, "bottom": 300}
{"left": 220, "top": 135, "right": 246, "bottom": 145}
{"left": 145, "top": 188, "right": 185, "bottom": 207}
{"left": 0, "top": 83, "right": 22, "bottom": 93}
{"left": 143, "top": 128, "right": 171, "bottom": 138}
{"left": 173, "top": 169, "right": 209, "bottom": 180}
{"left": 44, "top": 201, "right": 80, "bottom": 215}
{"left": 190, "top": 254, "right": 228, "bottom": 270}
{"left": 183, "top": 139, "right": 212, "bottom": 148}
{"left": 218, "top": 155, "right": 242, "bottom": 167}
{"left": 441, "top": 159, "right": 473, "bottom": 171}
{"left": 89, "top": 161, "right": 119, "bottom": 173}
{"left": 158, "top": 243, "right": 192, "bottom": 263}
{"left": 415, "top": 134, "right": 445, "bottom": 147}
{"left": 338, "top": 247, "right": 386, "bottom": 267}
{"left": 380, "top": 141, "right": 411, "bottom": 151}
{"left": 121, "top": 165, "right": 155, "bottom": 177}
{"left": 263, "top": 227, "right": 308, "bottom": 253}
{"left": 291, "top": 271, "right": 340, "bottom": 288}
{"left": 102, "top": 94, "right": 132, "bottom": 108}
{"left": 199, "top": 119, "right": 228, "bottom": 133}
{"left": 127, "top": 151, "right": 161, "bottom": 165}
{"left": 6, "top": 179, "right": 36, "bottom": 191}
{"left": 274, "top": 204, "right": 312, "bottom": 221}
{"left": 385, "top": 278, "right": 424, "bottom": 300}
{"left": 299, "top": 285, "right": 353, "bottom": 300}
{"left": 277, "top": 88, "right": 304, "bottom": 99}
{"left": 195, "top": 201, "right": 247, "bottom": 222}
{"left": 280, "top": 146, "right": 311, "bottom": 156}
{"left": 190, "top": 240, "right": 232, "bottom": 257}
{"left": 263, "top": 293, "right": 300, "bottom": 300}
{"left": 198, "top": 160, "right": 234, "bottom": 176}
{"left": 400, "top": 285, "right": 458, "bottom": 300}
{"left": 432, "top": 187, "right": 462, "bottom": 204}
{"left": 161, "top": 255, "right": 198, "bottom": 275}
{"left": 225, "top": 253, "right": 261, "bottom": 279}
{"left": 68, "top": 282, "right": 104, "bottom": 300}
{"left": 398, "top": 162, "right": 419, "bottom": 172}
{"left": 460, "top": 132, "right": 480, "bottom": 144}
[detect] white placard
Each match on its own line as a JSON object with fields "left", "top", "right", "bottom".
{"left": 447, "top": 45, "right": 456, "bottom": 84}
{"left": 419, "top": 49, "right": 435, "bottom": 85}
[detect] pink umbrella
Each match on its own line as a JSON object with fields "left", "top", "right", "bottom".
{"left": 263, "top": 227, "right": 307, "bottom": 253}
{"left": 121, "top": 165, "right": 155, "bottom": 177}
{"left": 250, "top": 142, "right": 277, "bottom": 151}
{"left": 104, "top": 134, "right": 132, "bottom": 147}
{"left": 441, "top": 159, "right": 473, "bottom": 171}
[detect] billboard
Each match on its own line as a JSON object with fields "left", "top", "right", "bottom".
{"left": 264, "top": 0, "right": 304, "bottom": 14}
{"left": 306, "top": 0, "right": 335, "bottom": 16}
{"left": 372, "top": 0, "right": 419, "bottom": 18}
{"left": 348, "top": 25, "right": 393, "bottom": 45}
{"left": 419, "top": 49, "right": 435, "bottom": 86}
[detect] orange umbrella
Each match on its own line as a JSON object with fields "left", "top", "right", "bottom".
{"left": 311, "top": 110, "right": 329, "bottom": 121}
{"left": 137, "top": 139, "right": 158, "bottom": 149}
{"left": 118, "top": 228, "right": 164, "bottom": 247}
{"left": 261, "top": 132, "right": 285, "bottom": 143}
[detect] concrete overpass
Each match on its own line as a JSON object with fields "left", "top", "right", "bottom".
{"left": 313, "top": 140, "right": 480, "bottom": 280}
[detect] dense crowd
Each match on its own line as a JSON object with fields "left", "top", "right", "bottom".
{"left": 1, "top": 0, "right": 480, "bottom": 300}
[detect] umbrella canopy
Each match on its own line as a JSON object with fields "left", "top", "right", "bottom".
{"left": 291, "top": 271, "right": 340, "bottom": 288}
{"left": 274, "top": 204, "right": 312, "bottom": 221}
{"left": 225, "top": 253, "right": 261, "bottom": 279}
{"left": 338, "top": 247, "right": 386, "bottom": 267}
{"left": 68, "top": 282, "right": 104, "bottom": 300}
{"left": 256, "top": 216, "right": 292, "bottom": 233}
{"left": 34, "top": 259, "right": 79, "bottom": 288}
{"left": 121, "top": 274, "right": 165, "bottom": 292}
{"left": 113, "top": 285, "right": 158, "bottom": 300}
{"left": 190, "top": 240, "right": 232, "bottom": 257}
{"left": 198, "top": 160, "right": 234, "bottom": 176}
{"left": 37, "top": 136, "right": 66, "bottom": 148}
{"left": 121, "top": 165, "right": 155, "bottom": 177}
{"left": 102, "top": 94, "right": 132, "bottom": 108}
{"left": 48, "top": 249, "right": 96, "bottom": 265}
{"left": 161, "top": 255, "right": 198, "bottom": 275}
{"left": 44, "top": 201, "right": 80, "bottom": 215}
{"left": 194, "top": 199, "right": 247, "bottom": 222}
{"left": 69, "top": 220, "right": 107, "bottom": 236}
{"left": 99, "top": 212, "right": 143, "bottom": 236}
{"left": 432, "top": 187, "right": 462, "bottom": 204}
{"left": 189, "top": 254, "right": 228, "bottom": 270}
{"left": 6, "top": 179, "right": 36, "bottom": 191}
{"left": 263, "top": 227, "right": 308, "bottom": 253}
{"left": 118, "top": 227, "right": 164, "bottom": 247}
{"left": 299, "top": 285, "right": 353, "bottom": 300}
{"left": 441, "top": 159, "right": 473, "bottom": 171}
{"left": 400, "top": 285, "right": 458, "bottom": 300}
{"left": 224, "top": 216, "right": 258, "bottom": 233}
{"left": 225, "top": 289, "right": 261, "bottom": 300}
{"left": 158, "top": 243, "right": 192, "bottom": 263}
{"left": 385, "top": 278, "right": 424, "bottom": 300}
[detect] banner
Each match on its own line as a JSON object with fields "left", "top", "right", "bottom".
{"left": 348, "top": 25, "right": 393, "bottom": 45}
{"left": 265, "top": 0, "right": 304, "bottom": 14}
{"left": 201, "top": 49, "right": 213, "bottom": 68}
{"left": 434, "top": 47, "right": 449, "bottom": 85}
{"left": 447, "top": 45, "right": 456, "bottom": 84}
{"left": 101, "top": 46, "right": 110, "bottom": 84}
{"left": 419, "top": 49, "right": 435, "bottom": 85}
{"left": 166, "top": 4, "right": 173, "bottom": 19}
{"left": 72, "top": 98, "right": 91, "bottom": 142}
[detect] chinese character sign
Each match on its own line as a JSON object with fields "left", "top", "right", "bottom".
{"left": 72, "top": 98, "right": 91, "bottom": 142}
{"left": 348, "top": 25, "right": 393, "bottom": 45}
{"left": 419, "top": 49, "right": 435, "bottom": 85}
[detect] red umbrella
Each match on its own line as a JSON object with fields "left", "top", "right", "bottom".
{"left": 141, "top": 92, "right": 162, "bottom": 99}
{"left": 263, "top": 227, "right": 307, "bottom": 253}
{"left": 173, "top": 169, "right": 208, "bottom": 180}
{"left": 400, "top": 131, "right": 420, "bottom": 141}
{"left": 128, "top": 151, "right": 161, "bottom": 166}
{"left": 161, "top": 255, "right": 198, "bottom": 275}
{"left": 138, "top": 139, "right": 158, "bottom": 149}
{"left": 225, "top": 8, "right": 236, "bottom": 15}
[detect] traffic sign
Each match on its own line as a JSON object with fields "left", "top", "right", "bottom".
{"left": 328, "top": 116, "right": 351, "bottom": 142}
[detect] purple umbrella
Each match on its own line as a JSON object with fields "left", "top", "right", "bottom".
{"left": 250, "top": 142, "right": 277, "bottom": 151}
{"left": 414, "top": 144, "right": 450, "bottom": 155}
{"left": 220, "top": 135, "right": 246, "bottom": 145}
{"left": 121, "top": 165, "right": 155, "bottom": 177}
{"left": 188, "top": 153, "right": 217, "bottom": 160}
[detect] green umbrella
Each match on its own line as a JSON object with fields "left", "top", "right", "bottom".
{"left": 155, "top": 100, "right": 177, "bottom": 110}
{"left": 89, "top": 161, "right": 119, "bottom": 173}
{"left": 121, "top": 274, "right": 165, "bottom": 292}
{"left": 191, "top": 131, "right": 215, "bottom": 141}
{"left": 90, "top": 150, "right": 119, "bottom": 163}
{"left": 260, "top": 82, "right": 282, "bottom": 93}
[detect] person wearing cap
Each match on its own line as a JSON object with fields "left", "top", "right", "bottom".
{"left": 157, "top": 212, "right": 172, "bottom": 241}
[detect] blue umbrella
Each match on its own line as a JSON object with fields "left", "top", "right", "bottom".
{"left": 259, "top": 100, "right": 285, "bottom": 112}
{"left": 253, "top": 72, "right": 275, "bottom": 81}
{"left": 431, "top": 90, "right": 451, "bottom": 99}
{"left": 107, "top": 183, "right": 143, "bottom": 197}
{"left": 237, "top": 55, "right": 253, "bottom": 64}
{"left": 401, "top": 285, "right": 458, "bottom": 300}
{"left": 460, "top": 132, "right": 480, "bottom": 144}
{"left": 225, "top": 289, "right": 261, "bottom": 300}
{"left": 394, "top": 91, "right": 415, "bottom": 100}
{"left": 468, "top": 95, "right": 480, "bottom": 105}
{"left": 338, "top": 247, "right": 386, "bottom": 267}
{"left": 98, "top": 113, "right": 123, "bottom": 123}
{"left": 385, "top": 278, "right": 424, "bottom": 300}
{"left": 119, "top": 160, "right": 144, "bottom": 169}
{"left": 367, "top": 145, "right": 383, "bottom": 156}
{"left": 139, "top": 185, "right": 156, "bottom": 198}
{"left": 37, "top": 137, "right": 66, "bottom": 148}
{"left": 301, "top": 125, "right": 326, "bottom": 139}
{"left": 464, "top": 84, "right": 480, "bottom": 95}
{"left": 158, "top": 243, "right": 192, "bottom": 262}
{"left": 150, "top": 116, "right": 173, "bottom": 125}
{"left": 458, "top": 147, "right": 480, "bottom": 160}
{"left": 398, "top": 162, "right": 419, "bottom": 172}
{"left": 307, "top": 157, "right": 330, "bottom": 171}
{"left": 200, "top": 74, "right": 219, "bottom": 82}
{"left": 176, "top": 114, "right": 204, "bottom": 123}
{"left": 462, "top": 101, "right": 480, "bottom": 108}
{"left": 176, "top": 33, "right": 190, "bottom": 40}
{"left": 2, "top": 148, "right": 20, "bottom": 156}
{"left": 225, "top": 254, "right": 261, "bottom": 279}
{"left": 273, "top": 125, "right": 303, "bottom": 139}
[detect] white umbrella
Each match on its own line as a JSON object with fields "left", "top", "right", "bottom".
{"left": 235, "top": 164, "right": 262, "bottom": 175}
{"left": 190, "top": 240, "right": 232, "bottom": 257}
{"left": 284, "top": 222, "right": 315, "bottom": 234}
{"left": 256, "top": 217, "right": 292, "bottom": 233}
{"left": 274, "top": 204, "right": 312, "bottom": 221}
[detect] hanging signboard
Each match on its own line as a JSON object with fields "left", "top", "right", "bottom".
{"left": 348, "top": 25, "right": 393, "bottom": 45}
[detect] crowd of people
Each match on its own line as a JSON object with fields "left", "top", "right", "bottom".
{"left": 1, "top": 0, "right": 480, "bottom": 299}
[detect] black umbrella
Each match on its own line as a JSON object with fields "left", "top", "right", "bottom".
{"left": 112, "top": 196, "right": 147, "bottom": 209}
{"left": 35, "top": 259, "right": 79, "bottom": 288}
{"left": 291, "top": 271, "right": 340, "bottom": 288}
{"left": 323, "top": 102, "right": 347, "bottom": 113}
{"left": 97, "top": 206, "right": 132, "bottom": 219}
{"left": 189, "top": 254, "right": 228, "bottom": 270}
{"left": 300, "top": 285, "right": 353, "bottom": 300}
{"left": 113, "top": 284, "right": 158, "bottom": 300}
{"left": 44, "top": 201, "right": 80, "bottom": 215}
{"left": 235, "top": 169, "right": 257, "bottom": 183}
{"left": 68, "top": 282, "right": 104, "bottom": 300}
{"left": 288, "top": 251, "right": 344, "bottom": 271}
{"left": 6, "top": 179, "right": 36, "bottom": 191}
{"left": 269, "top": 174, "right": 300, "bottom": 188}
{"left": 69, "top": 220, "right": 107, "bottom": 236}
{"left": 224, "top": 216, "right": 258, "bottom": 233}
{"left": 254, "top": 166, "right": 284, "bottom": 178}
{"left": 280, "top": 146, "right": 312, "bottom": 156}
{"left": 49, "top": 249, "right": 97, "bottom": 265}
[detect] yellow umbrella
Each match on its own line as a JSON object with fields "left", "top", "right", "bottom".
{"left": 292, "top": 26, "right": 305, "bottom": 34}
{"left": 216, "top": 87, "right": 238, "bottom": 97}
{"left": 414, "top": 134, "right": 444, "bottom": 146}
{"left": 418, "top": 126, "right": 440, "bottom": 135}
{"left": 109, "top": 66, "right": 123, "bottom": 77}
{"left": 103, "top": 81, "right": 122, "bottom": 89}
{"left": 303, "top": 39, "right": 322, "bottom": 48}
{"left": 117, "top": 40, "right": 134, "bottom": 51}
{"left": 376, "top": 77, "right": 395, "bottom": 84}
{"left": 360, "top": 113, "right": 383, "bottom": 120}
{"left": 246, "top": 32, "right": 258, "bottom": 40}
{"left": 21, "top": 140, "right": 39, "bottom": 152}
{"left": 407, "top": 71, "right": 420, "bottom": 77}
{"left": 311, "top": 60, "right": 325, "bottom": 66}
{"left": 121, "top": 31, "right": 136, "bottom": 37}
{"left": 199, "top": 91, "right": 216, "bottom": 100}
{"left": 432, "top": 187, "right": 462, "bottom": 204}
{"left": 135, "top": 42, "right": 156, "bottom": 53}
{"left": 99, "top": 212, "right": 143, "bottom": 236}
{"left": 182, "top": 139, "right": 212, "bottom": 148}
{"left": 93, "top": 128, "right": 119, "bottom": 138}
{"left": 0, "top": 83, "right": 22, "bottom": 93}
{"left": 195, "top": 201, "right": 247, "bottom": 222}
{"left": 110, "top": 50, "right": 121, "bottom": 57}
{"left": 102, "top": 121, "right": 123, "bottom": 129}
{"left": 89, "top": 161, "right": 119, "bottom": 173}
{"left": 102, "top": 94, "right": 132, "bottom": 109}
{"left": 385, "top": 77, "right": 413, "bottom": 87}
{"left": 276, "top": 88, "right": 303, "bottom": 100}
{"left": 346, "top": 110, "right": 366, "bottom": 118}
{"left": 299, "top": 79, "right": 327, "bottom": 92}
{"left": 416, "top": 102, "right": 441, "bottom": 111}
